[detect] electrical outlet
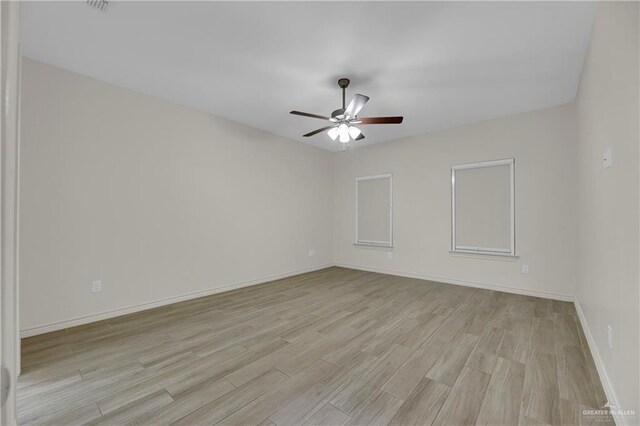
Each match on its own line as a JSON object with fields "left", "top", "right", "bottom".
{"left": 92, "top": 280, "right": 102, "bottom": 293}
{"left": 387, "top": 252, "right": 393, "bottom": 259}
{"left": 521, "top": 264, "right": 529, "bottom": 274}
{"left": 308, "top": 250, "right": 315, "bottom": 257}
{"left": 608, "top": 325, "right": 613, "bottom": 349}
{"left": 603, "top": 147, "right": 613, "bottom": 168}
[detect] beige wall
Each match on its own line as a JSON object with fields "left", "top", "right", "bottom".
{"left": 575, "top": 2, "right": 639, "bottom": 418}
{"left": 19, "top": 58, "right": 333, "bottom": 333}
{"left": 333, "top": 104, "right": 579, "bottom": 300}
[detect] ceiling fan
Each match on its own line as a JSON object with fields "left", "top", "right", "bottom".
{"left": 290, "top": 78, "right": 403, "bottom": 144}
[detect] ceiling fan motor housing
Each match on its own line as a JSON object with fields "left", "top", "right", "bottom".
{"left": 331, "top": 108, "right": 346, "bottom": 119}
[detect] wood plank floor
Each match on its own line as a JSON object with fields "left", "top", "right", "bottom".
{"left": 18, "top": 267, "right": 612, "bottom": 425}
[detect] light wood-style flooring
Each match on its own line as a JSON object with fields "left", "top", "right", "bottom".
{"left": 18, "top": 267, "right": 611, "bottom": 425}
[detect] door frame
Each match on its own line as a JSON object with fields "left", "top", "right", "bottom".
{"left": 1, "top": 1, "right": 21, "bottom": 424}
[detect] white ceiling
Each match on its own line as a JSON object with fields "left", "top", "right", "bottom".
{"left": 21, "top": 1, "right": 596, "bottom": 152}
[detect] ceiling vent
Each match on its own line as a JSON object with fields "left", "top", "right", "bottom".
{"left": 86, "top": 0, "right": 108, "bottom": 11}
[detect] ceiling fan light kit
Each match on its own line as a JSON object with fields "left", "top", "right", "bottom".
{"left": 290, "top": 78, "right": 404, "bottom": 145}
{"left": 327, "top": 127, "right": 339, "bottom": 141}
{"left": 348, "top": 126, "right": 361, "bottom": 139}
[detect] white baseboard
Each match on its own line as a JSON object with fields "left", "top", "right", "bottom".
{"left": 20, "top": 263, "right": 333, "bottom": 338}
{"left": 20, "top": 262, "right": 574, "bottom": 338}
{"left": 334, "top": 263, "right": 574, "bottom": 301}
{"left": 574, "top": 298, "right": 625, "bottom": 426}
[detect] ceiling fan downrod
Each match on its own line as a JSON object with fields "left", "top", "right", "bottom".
{"left": 333, "top": 78, "right": 350, "bottom": 119}
{"left": 338, "top": 78, "right": 350, "bottom": 110}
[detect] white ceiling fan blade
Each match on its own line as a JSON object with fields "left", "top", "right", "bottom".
{"left": 344, "top": 94, "right": 369, "bottom": 118}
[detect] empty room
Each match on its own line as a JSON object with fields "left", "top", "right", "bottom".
{"left": 0, "top": 1, "right": 638, "bottom": 425}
